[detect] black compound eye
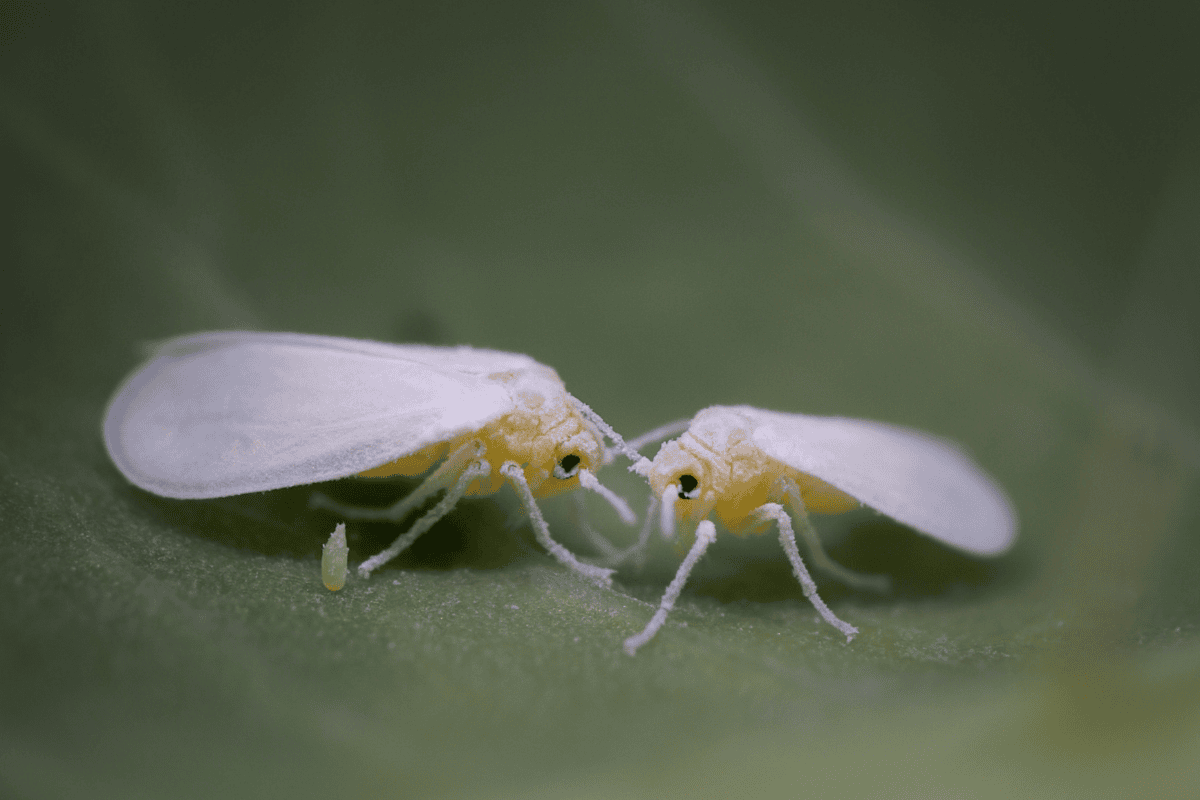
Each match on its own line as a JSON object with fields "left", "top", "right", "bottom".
{"left": 554, "top": 454, "right": 582, "bottom": 479}
{"left": 678, "top": 474, "right": 700, "bottom": 499}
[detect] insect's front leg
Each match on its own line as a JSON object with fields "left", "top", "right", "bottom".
{"left": 500, "top": 461, "right": 614, "bottom": 588}
{"left": 623, "top": 518, "right": 718, "bottom": 656}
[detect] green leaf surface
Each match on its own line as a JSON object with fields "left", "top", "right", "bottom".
{"left": 3, "top": 2, "right": 1199, "bottom": 797}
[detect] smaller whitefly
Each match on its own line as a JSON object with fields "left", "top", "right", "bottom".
{"left": 321, "top": 522, "right": 349, "bottom": 591}
{"left": 103, "top": 331, "right": 641, "bottom": 590}
{"left": 621, "top": 405, "right": 1018, "bottom": 655}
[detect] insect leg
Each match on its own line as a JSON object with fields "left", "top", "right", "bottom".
{"left": 500, "top": 461, "right": 615, "bottom": 588}
{"left": 357, "top": 458, "right": 491, "bottom": 578}
{"left": 310, "top": 440, "right": 485, "bottom": 523}
{"left": 629, "top": 493, "right": 658, "bottom": 567}
{"left": 570, "top": 491, "right": 623, "bottom": 561}
{"left": 778, "top": 477, "right": 891, "bottom": 593}
{"left": 623, "top": 519, "right": 718, "bottom": 656}
{"left": 607, "top": 493, "right": 659, "bottom": 567}
{"left": 754, "top": 502, "right": 858, "bottom": 642}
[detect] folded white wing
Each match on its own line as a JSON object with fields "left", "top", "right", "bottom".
{"left": 103, "top": 332, "right": 520, "bottom": 499}
{"left": 739, "top": 406, "right": 1017, "bottom": 555}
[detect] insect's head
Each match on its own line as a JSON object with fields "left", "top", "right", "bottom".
{"left": 552, "top": 428, "right": 603, "bottom": 479}
{"left": 525, "top": 427, "right": 605, "bottom": 499}
{"left": 644, "top": 438, "right": 717, "bottom": 529}
{"left": 488, "top": 370, "right": 604, "bottom": 498}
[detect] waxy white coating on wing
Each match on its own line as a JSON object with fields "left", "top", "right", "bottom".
{"left": 103, "top": 331, "right": 545, "bottom": 499}
{"left": 692, "top": 405, "right": 1017, "bottom": 555}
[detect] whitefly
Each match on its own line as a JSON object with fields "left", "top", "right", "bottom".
{"left": 103, "top": 331, "right": 640, "bottom": 589}
{"left": 619, "top": 405, "right": 1018, "bottom": 655}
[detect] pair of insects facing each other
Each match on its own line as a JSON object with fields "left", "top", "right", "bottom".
{"left": 103, "top": 331, "right": 1018, "bottom": 656}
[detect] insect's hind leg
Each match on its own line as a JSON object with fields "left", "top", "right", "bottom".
{"left": 754, "top": 502, "right": 858, "bottom": 642}
{"left": 357, "top": 458, "right": 491, "bottom": 578}
{"left": 309, "top": 440, "right": 485, "bottom": 523}
{"left": 778, "top": 477, "right": 891, "bottom": 594}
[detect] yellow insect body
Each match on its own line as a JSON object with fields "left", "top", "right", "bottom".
{"left": 313, "top": 364, "right": 627, "bottom": 585}
{"left": 645, "top": 409, "right": 860, "bottom": 536}
{"left": 357, "top": 367, "right": 605, "bottom": 501}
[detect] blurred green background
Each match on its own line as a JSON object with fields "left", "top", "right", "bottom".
{"left": 3, "top": 1, "right": 1198, "bottom": 797}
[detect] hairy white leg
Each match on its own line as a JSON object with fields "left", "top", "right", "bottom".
{"left": 358, "top": 459, "right": 491, "bottom": 578}
{"left": 754, "top": 503, "right": 857, "bottom": 642}
{"left": 622, "top": 493, "right": 660, "bottom": 567}
{"left": 500, "top": 461, "right": 615, "bottom": 588}
{"left": 310, "top": 439, "right": 485, "bottom": 522}
{"left": 571, "top": 491, "right": 622, "bottom": 560}
{"left": 630, "top": 493, "right": 658, "bottom": 567}
{"left": 599, "top": 493, "right": 660, "bottom": 567}
{"left": 778, "top": 477, "right": 891, "bottom": 594}
{"left": 577, "top": 468, "right": 637, "bottom": 525}
{"left": 623, "top": 519, "right": 718, "bottom": 656}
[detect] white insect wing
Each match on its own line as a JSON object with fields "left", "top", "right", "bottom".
{"left": 741, "top": 406, "right": 1017, "bottom": 555}
{"left": 104, "top": 332, "right": 516, "bottom": 499}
